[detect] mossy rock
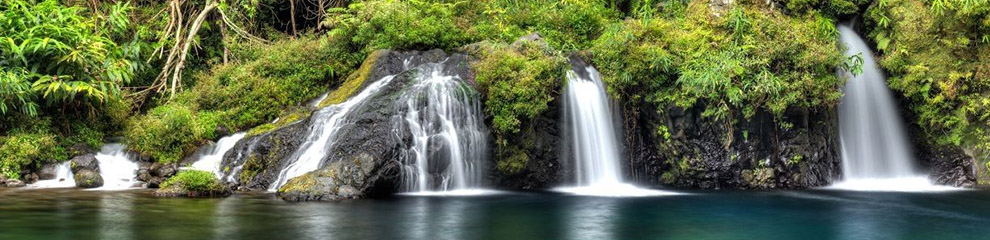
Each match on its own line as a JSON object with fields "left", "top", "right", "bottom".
{"left": 155, "top": 170, "right": 232, "bottom": 198}
{"left": 74, "top": 169, "right": 104, "bottom": 188}
{"left": 317, "top": 50, "right": 386, "bottom": 108}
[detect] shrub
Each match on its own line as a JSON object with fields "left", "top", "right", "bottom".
{"left": 0, "top": 132, "right": 60, "bottom": 179}
{"left": 160, "top": 170, "right": 223, "bottom": 193}
{"left": 591, "top": 1, "right": 846, "bottom": 135}
{"left": 125, "top": 37, "right": 338, "bottom": 163}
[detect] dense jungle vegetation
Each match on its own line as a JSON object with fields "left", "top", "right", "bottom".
{"left": 0, "top": 0, "right": 986, "bottom": 179}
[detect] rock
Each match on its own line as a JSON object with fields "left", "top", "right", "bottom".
{"left": 0, "top": 174, "right": 6, "bottom": 185}
{"left": 70, "top": 154, "right": 100, "bottom": 173}
{"left": 215, "top": 125, "right": 232, "bottom": 138}
{"left": 22, "top": 172, "right": 39, "bottom": 184}
{"left": 38, "top": 163, "right": 58, "bottom": 180}
{"left": 155, "top": 164, "right": 176, "bottom": 178}
{"left": 69, "top": 143, "right": 96, "bottom": 156}
{"left": 278, "top": 153, "right": 402, "bottom": 201}
{"left": 5, "top": 179, "right": 25, "bottom": 188}
{"left": 74, "top": 169, "right": 104, "bottom": 188}
{"left": 709, "top": 0, "right": 734, "bottom": 17}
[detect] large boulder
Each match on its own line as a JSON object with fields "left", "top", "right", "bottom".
{"left": 70, "top": 154, "right": 100, "bottom": 173}
{"left": 278, "top": 153, "right": 401, "bottom": 201}
{"left": 38, "top": 163, "right": 58, "bottom": 180}
{"left": 74, "top": 169, "right": 104, "bottom": 188}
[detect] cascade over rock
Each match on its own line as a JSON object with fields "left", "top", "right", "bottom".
{"left": 219, "top": 49, "right": 478, "bottom": 200}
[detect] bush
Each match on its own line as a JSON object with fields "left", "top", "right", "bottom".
{"left": 0, "top": 132, "right": 60, "bottom": 179}
{"left": 160, "top": 170, "right": 224, "bottom": 193}
{"left": 591, "top": 2, "right": 846, "bottom": 134}
{"left": 124, "top": 37, "right": 341, "bottom": 162}
{"left": 469, "top": 41, "right": 567, "bottom": 173}
{"left": 864, "top": 0, "right": 990, "bottom": 152}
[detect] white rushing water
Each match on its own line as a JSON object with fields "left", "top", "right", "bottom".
{"left": 190, "top": 132, "right": 247, "bottom": 178}
{"left": 832, "top": 24, "right": 955, "bottom": 192}
{"left": 93, "top": 144, "right": 143, "bottom": 190}
{"left": 400, "top": 63, "right": 488, "bottom": 193}
{"left": 556, "top": 66, "right": 676, "bottom": 197}
{"left": 268, "top": 75, "right": 397, "bottom": 190}
{"left": 28, "top": 161, "right": 76, "bottom": 188}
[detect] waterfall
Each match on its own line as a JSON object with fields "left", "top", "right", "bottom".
{"left": 268, "top": 75, "right": 398, "bottom": 190}
{"left": 833, "top": 23, "right": 954, "bottom": 191}
{"left": 399, "top": 63, "right": 487, "bottom": 193}
{"left": 556, "top": 62, "right": 675, "bottom": 196}
{"left": 94, "top": 143, "right": 143, "bottom": 190}
{"left": 565, "top": 68, "right": 623, "bottom": 186}
{"left": 29, "top": 161, "right": 75, "bottom": 188}
{"left": 190, "top": 132, "right": 247, "bottom": 178}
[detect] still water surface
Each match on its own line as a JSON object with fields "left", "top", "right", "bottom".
{"left": 1, "top": 188, "right": 988, "bottom": 240}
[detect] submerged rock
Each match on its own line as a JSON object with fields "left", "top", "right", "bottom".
{"left": 74, "top": 169, "right": 104, "bottom": 188}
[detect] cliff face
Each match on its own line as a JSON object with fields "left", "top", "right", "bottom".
{"left": 623, "top": 102, "right": 843, "bottom": 189}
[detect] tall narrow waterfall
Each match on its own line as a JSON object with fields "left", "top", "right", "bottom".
{"left": 400, "top": 63, "right": 487, "bottom": 193}
{"left": 94, "top": 144, "right": 143, "bottom": 190}
{"left": 191, "top": 132, "right": 247, "bottom": 178}
{"left": 833, "top": 23, "right": 953, "bottom": 191}
{"left": 557, "top": 60, "right": 674, "bottom": 197}
{"left": 268, "top": 75, "right": 397, "bottom": 190}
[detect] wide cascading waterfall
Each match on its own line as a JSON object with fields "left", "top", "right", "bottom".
{"left": 94, "top": 144, "right": 143, "bottom": 190}
{"left": 556, "top": 60, "right": 674, "bottom": 196}
{"left": 833, "top": 23, "right": 953, "bottom": 191}
{"left": 268, "top": 75, "right": 397, "bottom": 190}
{"left": 190, "top": 132, "right": 247, "bottom": 178}
{"left": 29, "top": 161, "right": 75, "bottom": 188}
{"left": 400, "top": 63, "right": 487, "bottom": 193}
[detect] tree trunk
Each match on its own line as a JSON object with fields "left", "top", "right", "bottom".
{"left": 290, "top": 0, "right": 298, "bottom": 36}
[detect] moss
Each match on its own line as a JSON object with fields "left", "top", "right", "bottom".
{"left": 318, "top": 50, "right": 384, "bottom": 108}
{"left": 247, "top": 109, "right": 311, "bottom": 136}
{"left": 157, "top": 170, "right": 230, "bottom": 197}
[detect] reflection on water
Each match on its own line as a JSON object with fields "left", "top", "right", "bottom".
{"left": 1, "top": 189, "right": 990, "bottom": 240}
{"left": 565, "top": 198, "right": 617, "bottom": 240}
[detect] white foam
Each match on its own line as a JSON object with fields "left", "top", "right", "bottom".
{"left": 555, "top": 183, "right": 681, "bottom": 197}
{"left": 826, "top": 177, "right": 962, "bottom": 192}
{"left": 399, "top": 189, "right": 505, "bottom": 197}
{"left": 27, "top": 161, "right": 76, "bottom": 189}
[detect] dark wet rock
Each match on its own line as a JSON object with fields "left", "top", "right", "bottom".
{"left": 74, "top": 169, "right": 104, "bottom": 188}
{"left": 144, "top": 162, "right": 178, "bottom": 188}
{"left": 69, "top": 143, "right": 96, "bottom": 157}
{"left": 5, "top": 179, "right": 25, "bottom": 188}
{"left": 22, "top": 172, "right": 39, "bottom": 184}
{"left": 490, "top": 99, "right": 564, "bottom": 190}
{"left": 624, "top": 103, "right": 842, "bottom": 189}
{"left": 38, "top": 163, "right": 58, "bottom": 180}
{"left": 215, "top": 125, "right": 232, "bottom": 138}
{"left": 278, "top": 153, "right": 402, "bottom": 201}
{"left": 70, "top": 154, "right": 100, "bottom": 173}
